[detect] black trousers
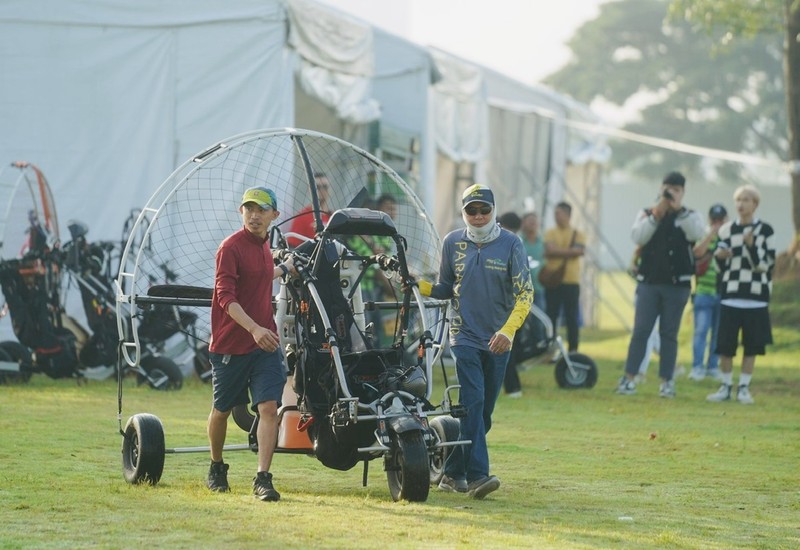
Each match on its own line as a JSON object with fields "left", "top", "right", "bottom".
{"left": 545, "top": 283, "right": 580, "bottom": 352}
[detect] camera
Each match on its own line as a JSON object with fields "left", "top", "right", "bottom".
{"left": 662, "top": 189, "right": 673, "bottom": 200}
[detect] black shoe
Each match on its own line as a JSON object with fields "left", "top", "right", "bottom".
{"left": 467, "top": 475, "right": 501, "bottom": 499}
{"left": 207, "top": 460, "right": 230, "bottom": 492}
{"left": 253, "top": 471, "right": 280, "bottom": 502}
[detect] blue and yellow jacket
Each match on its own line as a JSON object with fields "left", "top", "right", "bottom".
{"left": 418, "top": 227, "right": 533, "bottom": 349}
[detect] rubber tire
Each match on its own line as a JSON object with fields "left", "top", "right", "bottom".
{"left": 232, "top": 404, "right": 257, "bottom": 433}
{"left": 193, "top": 345, "right": 212, "bottom": 383}
{"left": 385, "top": 430, "right": 430, "bottom": 502}
{"left": 429, "top": 416, "right": 460, "bottom": 486}
{"left": 0, "top": 341, "right": 33, "bottom": 384}
{"left": 122, "top": 413, "right": 165, "bottom": 485}
{"left": 138, "top": 355, "right": 183, "bottom": 390}
{"left": 555, "top": 352, "right": 598, "bottom": 389}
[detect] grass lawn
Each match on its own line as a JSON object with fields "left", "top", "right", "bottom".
{"left": 1, "top": 275, "right": 798, "bottom": 549}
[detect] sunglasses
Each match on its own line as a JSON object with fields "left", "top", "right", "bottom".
{"left": 464, "top": 205, "right": 493, "bottom": 216}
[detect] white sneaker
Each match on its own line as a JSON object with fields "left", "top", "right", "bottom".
{"left": 659, "top": 379, "right": 676, "bottom": 399}
{"left": 616, "top": 376, "right": 637, "bottom": 395}
{"left": 706, "top": 384, "right": 733, "bottom": 402}
{"left": 687, "top": 369, "right": 705, "bottom": 381}
{"left": 506, "top": 391, "right": 523, "bottom": 399}
{"left": 736, "top": 385, "right": 754, "bottom": 405}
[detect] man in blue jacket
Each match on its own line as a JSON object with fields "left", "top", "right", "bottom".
{"left": 416, "top": 184, "right": 532, "bottom": 499}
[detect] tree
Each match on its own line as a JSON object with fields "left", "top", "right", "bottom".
{"left": 544, "top": 0, "right": 786, "bottom": 183}
{"left": 669, "top": 0, "right": 800, "bottom": 252}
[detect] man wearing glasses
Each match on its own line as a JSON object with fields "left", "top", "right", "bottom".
{"left": 415, "top": 184, "right": 532, "bottom": 499}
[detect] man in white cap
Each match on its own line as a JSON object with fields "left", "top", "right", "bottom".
{"left": 206, "top": 186, "right": 294, "bottom": 502}
{"left": 415, "top": 184, "right": 532, "bottom": 499}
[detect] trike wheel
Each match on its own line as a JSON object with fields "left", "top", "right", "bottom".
{"left": 193, "top": 345, "right": 212, "bottom": 383}
{"left": 429, "top": 416, "right": 460, "bottom": 485}
{"left": 138, "top": 355, "right": 183, "bottom": 390}
{"left": 385, "top": 430, "right": 430, "bottom": 502}
{"left": 232, "top": 404, "right": 257, "bottom": 432}
{"left": 0, "top": 341, "right": 34, "bottom": 384}
{"left": 555, "top": 352, "right": 598, "bottom": 389}
{"left": 122, "top": 413, "right": 165, "bottom": 485}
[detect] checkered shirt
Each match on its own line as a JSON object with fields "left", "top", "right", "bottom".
{"left": 716, "top": 219, "right": 775, "bottom": 302}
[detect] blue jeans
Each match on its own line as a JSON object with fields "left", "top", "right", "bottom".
{"left": 692, "top": 293, "right": 720, "bottom": 371}
{"left": 624, "top": 283, "right": 691, "bottom": 381}
{"left": 446, "top": 345, "right": 509, "bottom": 482}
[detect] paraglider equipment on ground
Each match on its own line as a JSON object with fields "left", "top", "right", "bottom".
{"left": 0, "top": 161, "right": 83, "bottom": 383}
{"left": 511, "top": 295, "right": 599, "bottom": 389}
{"left": 0, "top": 161, "right": 188, "bottom": 389}
{"left": 115, "top": 129, "right": 467, "bottom": 501}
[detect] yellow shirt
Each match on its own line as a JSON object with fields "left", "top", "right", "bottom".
{"left": 543, "top": 226, "right": 585, "bottom": 284}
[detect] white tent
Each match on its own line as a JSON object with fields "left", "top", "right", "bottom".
{"left": 0, "top": 0, "right": 293, "bottom": 245}
{"left": 0, "top": 0, "right": 608, "bottom": 332}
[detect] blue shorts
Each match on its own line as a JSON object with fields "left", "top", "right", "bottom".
{"left": 209, "top": 348, "right": 287, "bottom": 413}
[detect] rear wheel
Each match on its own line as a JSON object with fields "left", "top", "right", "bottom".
{"left": 193, "top": 345, "right": 212, "bottom": 383}
{"left": 385, "top": 430, "right": 430, "bottom": 502}
{"left": 429, "top": 416, "right": 460, "bottom": 486}
{"left": 0, "top": 341, "right": 34, "bottom": 384}
{"left": 122, "top": 413, "right": 165, "bottom": 485}
{"left": 138, "top": 355, "right": 183, "bottom": 390}
{"left": 555, "top": 352, "right": 598, "bottom": 389}
{"left": 232, "top": 404, "right": 257, "bottom": 432}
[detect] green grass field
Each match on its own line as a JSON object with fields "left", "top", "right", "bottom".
{"left": 1, "top": 275, "right": 798, "bottom": 549}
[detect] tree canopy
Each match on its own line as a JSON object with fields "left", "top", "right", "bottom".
{"left": 544, "top": 0, "right": 786, "bottom": 181}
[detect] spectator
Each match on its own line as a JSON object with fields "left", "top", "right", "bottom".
{"left": 688, "top": 203, "right": 728, "bottom": 381}
{"left": 347, "top": 194, "right": 398, "bottom": 346}
{"left": 206, "top": 186, "right": 294, "bottom": 502}
{"left": 616, "top": 171, "right": 705, "bottom": 398}
{"left": 521, "top": 212, "right": 547, "bottom": 314}
{"left": 497, "top": 211, "right": 524, "bottom": 398}
{"left": 707, "top": 185, "right": 775, "bottom": 405}
{"left": 543, "top": 202, "right": 585, "bottom": 353}
{"left": 498, "top": 211, "right": 547, "bottom": 398}
{"left": 415, "top": 184, "right": 532, "bottom": 499}
{"left": 628, "top": 246, "right": 661, "bottom": 383}
{"left": 286, "top": 172, "right": 331, "bottom": 247}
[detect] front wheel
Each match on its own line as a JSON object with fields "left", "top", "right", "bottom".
{"left": 555, "top": 352, "right": 598, "bottom": 389}
{"left": 122, "top": 413, "right": 165, "bottom": 485}
{"left": 385, "top": 430, "right": 430, "bottom": 502}
{"left": 429, "top": 416, "right": 460, "bottom": 486}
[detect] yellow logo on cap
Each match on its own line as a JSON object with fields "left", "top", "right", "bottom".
{"left": 241, "top": 188, "right": 274, "bottom": 208}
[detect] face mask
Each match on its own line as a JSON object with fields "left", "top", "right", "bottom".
{"left": 462, "top": 208, "right": 501, "bottom": 243}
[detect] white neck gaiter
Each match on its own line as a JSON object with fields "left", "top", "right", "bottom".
{"left": 462, "top": 209, "right": 501, "bottom": 244}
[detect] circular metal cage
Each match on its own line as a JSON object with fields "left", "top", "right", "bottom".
{"left": 115, "top": 128, "right": 444, "bottom": 366}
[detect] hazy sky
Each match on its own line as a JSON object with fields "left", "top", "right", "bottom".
{"left": 316, "top": 0, "right": 607, "bottom": 84}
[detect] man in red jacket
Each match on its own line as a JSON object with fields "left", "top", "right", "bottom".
{"left": 286, "top": 172, "right": 331, "bottom": 247}
{"left": 206, "top": 186, "right": 294, "bottom": 502}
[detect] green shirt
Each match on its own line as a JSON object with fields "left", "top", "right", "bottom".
{"left": 694, "top": 237, "right": 719, "bottom": 296}
{"left": 523, "top": 234, "right": 545, "bottom": 296}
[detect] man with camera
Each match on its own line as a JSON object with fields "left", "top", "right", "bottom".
{"left": 616, "top": 171, "right": 705, "bottom": 398}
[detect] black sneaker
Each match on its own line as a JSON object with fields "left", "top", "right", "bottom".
{"left": 253, "top": 471, "right": 280, "bottom": 502}
{"left": 207, "top": 460, "right": 230, "bottom": 492}
{"left": 467, "top": 475, "right": 501, "bottom": 499}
